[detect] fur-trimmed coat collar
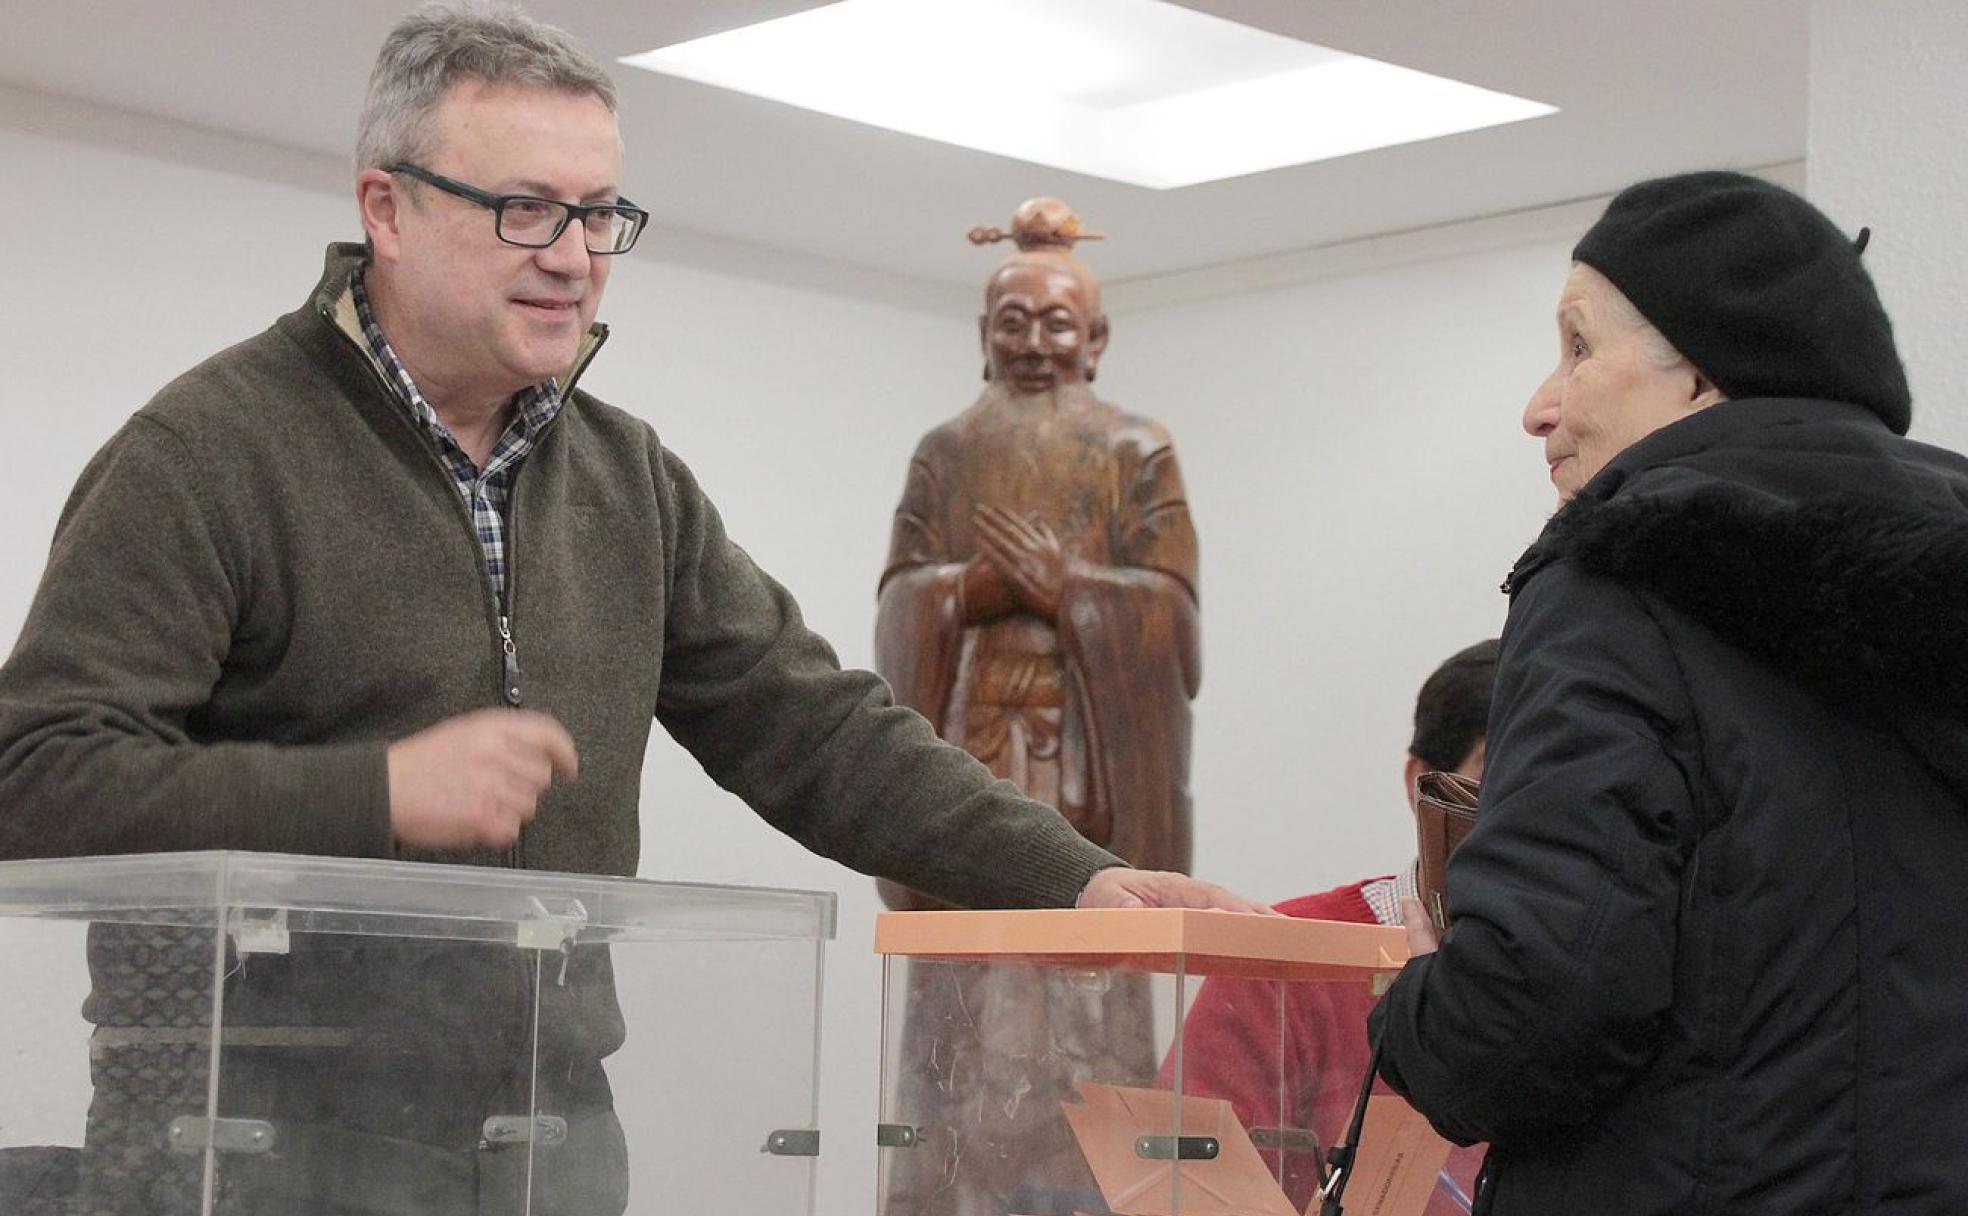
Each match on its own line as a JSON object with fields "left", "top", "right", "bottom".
{"left": 1506, "top": 396, "right": 1968, "bottom": 790}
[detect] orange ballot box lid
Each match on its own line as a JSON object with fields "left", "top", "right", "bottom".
{"left": 874, "top": 907, "right": 1409, "bottom": 982}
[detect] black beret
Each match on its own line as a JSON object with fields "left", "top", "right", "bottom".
{"left": 1573, "top": 171, "right": 1910, "bottom": 434}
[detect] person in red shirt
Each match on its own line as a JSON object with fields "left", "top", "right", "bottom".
{"left": 1166, "top": 640, "right": 1496, "bottom": 1213}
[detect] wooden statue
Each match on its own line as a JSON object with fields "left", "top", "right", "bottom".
{"left": 875, "top": 200, "right": 1201, "bottom": 1216}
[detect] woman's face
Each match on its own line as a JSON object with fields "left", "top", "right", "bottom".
{"left": 1523, "top": 264, "right": 1721, "bottom": 503}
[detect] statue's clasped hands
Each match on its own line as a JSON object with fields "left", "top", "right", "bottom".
{"left": 972, "top": 504, "right": 1068, "bottom": 620}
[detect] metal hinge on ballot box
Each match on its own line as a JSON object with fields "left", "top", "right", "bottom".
{"left": 168, "top": 1117, "right": 276, "bottom": 1155}
{"left": 481, "top": 1115, "right": 569, "bottom": 1147}
{"left": 761, "top": 1129, "right": 821, "bottom": 1156}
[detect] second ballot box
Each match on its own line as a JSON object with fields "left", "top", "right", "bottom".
{"left": 874, "top": 908, "right": 1454, "bottom": 1216}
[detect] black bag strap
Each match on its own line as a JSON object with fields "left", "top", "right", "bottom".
{"left": 1317, "top": 1019, "right": 1387, "bottom": 1215}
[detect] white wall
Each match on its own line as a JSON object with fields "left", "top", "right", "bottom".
{"left": 1098, "top": 229, "right": 1570, "bottom": 903}
{"left": 1808, "top": 0, "right": 1968, "bottom": 454}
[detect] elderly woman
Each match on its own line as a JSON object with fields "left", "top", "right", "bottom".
{"left": 1370, "top": 172, "right": 1968, "bottom": 1215}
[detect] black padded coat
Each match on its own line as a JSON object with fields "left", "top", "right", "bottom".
{"left": 1373, "top": 398, "right": 1968, "bottom": 1215}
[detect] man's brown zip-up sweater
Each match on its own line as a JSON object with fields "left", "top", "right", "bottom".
{"left": 0, "top": 243, "right": 1119, "bottom": 910}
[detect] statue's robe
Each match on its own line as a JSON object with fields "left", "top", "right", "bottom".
{"left": 874, "top": 386, "right": 1199, "bottom": 1216}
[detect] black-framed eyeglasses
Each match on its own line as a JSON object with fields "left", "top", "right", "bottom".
{"left": 386, "top": 162, "right": 648, "bottom": 255}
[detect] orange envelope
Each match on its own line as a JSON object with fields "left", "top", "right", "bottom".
{"left": 1315, "top": 1095, "right": 1454, "bottom": 1216}
{"left": 1060, "top": 1081, "right": 1298, "bottom": 1216}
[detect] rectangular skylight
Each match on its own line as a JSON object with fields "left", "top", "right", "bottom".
{"left": 619, "top": 0, "right": 1557, "bottom": 190}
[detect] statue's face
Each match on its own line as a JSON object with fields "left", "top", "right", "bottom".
{"left": 981, "top": 262, "right": 1105, "bottom": 394}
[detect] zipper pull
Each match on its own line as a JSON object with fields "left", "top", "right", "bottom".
{"left": 499, "top": 615, "right": 523, "bottom": 706}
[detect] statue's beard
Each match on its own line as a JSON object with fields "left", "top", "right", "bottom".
{"left": 979, "top": 377, "right": 1099, "bottom": 412}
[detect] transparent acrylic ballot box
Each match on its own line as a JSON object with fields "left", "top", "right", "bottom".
{"left": 875, "top": 909, "right": 1450, "bottom": 1216}
{"left": 0, "top": 851, "right": 834, "bottom": 1216}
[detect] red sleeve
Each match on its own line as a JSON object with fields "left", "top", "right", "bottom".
{"left": 1160, "top": 880, "right": 1391, "bottom": 1209}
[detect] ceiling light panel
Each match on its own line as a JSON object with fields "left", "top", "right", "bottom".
{"left": 620, "top": 0, "right": 1557, "bottom": 189}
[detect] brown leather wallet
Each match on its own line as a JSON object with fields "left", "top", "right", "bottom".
{"left": 1414, "top": 770, "right": 1481, "bottom": 931}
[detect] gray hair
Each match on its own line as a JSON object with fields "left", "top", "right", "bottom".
{"left": 355, "top": 2, "right": 617, "bottom": 172}
{"left": 1596, "top": 273, "right": 1689, "bottom": 371}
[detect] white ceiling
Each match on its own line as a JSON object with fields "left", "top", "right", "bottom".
{"left": 1, "top": 1, "right": 1809, "bottom": 289}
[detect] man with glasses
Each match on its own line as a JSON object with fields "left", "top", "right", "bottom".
{"left": 0, "top": 4, "right": 1259, "bottom": 1212}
